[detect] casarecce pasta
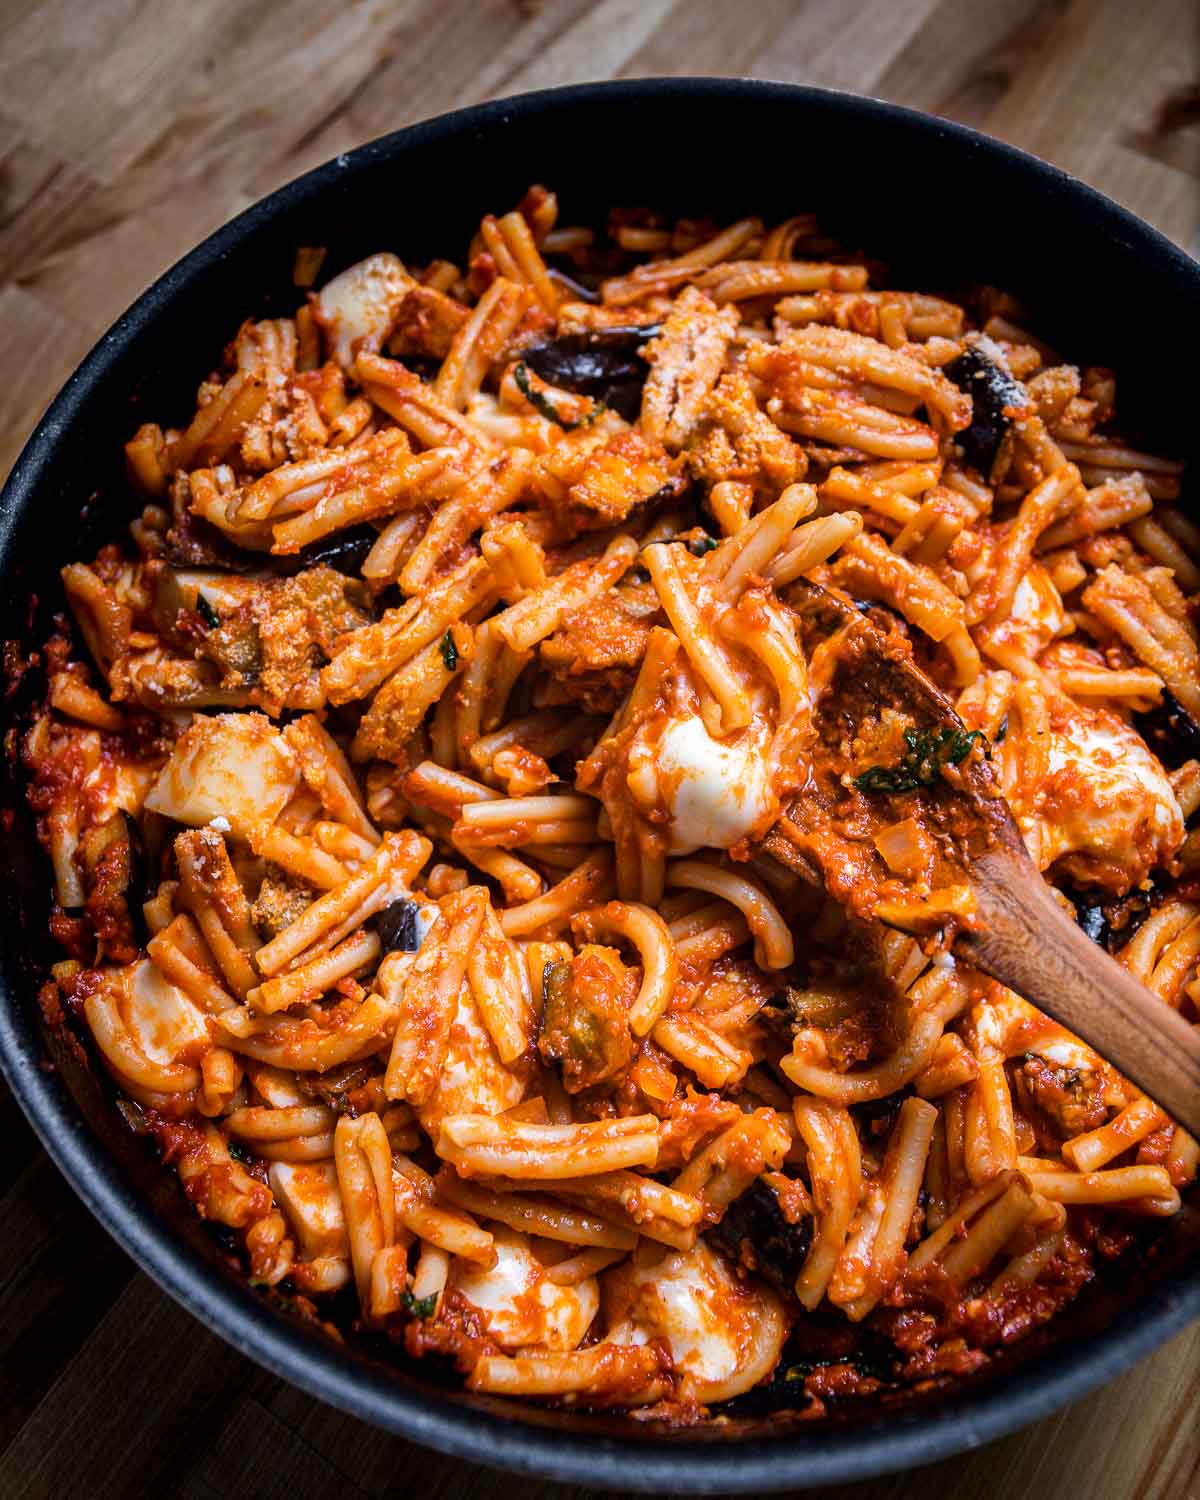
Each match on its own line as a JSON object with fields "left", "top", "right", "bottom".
{"left": 19, "top": 185, "right": 1197, "bottom": 1419}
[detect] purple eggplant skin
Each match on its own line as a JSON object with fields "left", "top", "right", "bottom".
{"left": 277, "top": 523, "right": 379, "bottom": 577}
{"left": 708, "top": 1178, "right": 813, "bottom": 1294}
{"left": 166, "top": 520, "right": 379, "bottom": 578}
{"left": 1062, "top": 882, "right": 1159, "bottom": 955}
{"left": 521, "top": 325, "right": 661, "bottom": 421}
{"left": 1134, "top": 687, "right": 1200, "bottom": 769}
{"left": 376, "top": 897, "right": 422, "bottom": 953}
{"left": 944, "top": 344, "right": 1030, "bottom": 476}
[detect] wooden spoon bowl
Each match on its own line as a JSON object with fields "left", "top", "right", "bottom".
{"left": 764, "top": 579, "right": 1200, "bottom": 1134}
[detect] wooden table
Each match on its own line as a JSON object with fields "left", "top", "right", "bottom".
{"left": 1, "top": 1, "right": 1198, "bottom": 1495}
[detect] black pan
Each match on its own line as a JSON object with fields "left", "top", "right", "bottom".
{"left": 1, "top": 80, "right": 1197, "bottom": 1494}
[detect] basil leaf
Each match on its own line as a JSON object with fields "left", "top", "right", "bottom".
{"left": 854, "top": 727, "right": 985, "bottom": 793}
{"left": 401, "top": 1289, "right": 438, "bottom": 1319}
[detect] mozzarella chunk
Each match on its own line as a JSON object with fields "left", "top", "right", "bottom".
{"left": 415, "top": 979, "right": 523, "bottom": 1134}
{"left": 448, "top": 1227, "right": 599, "bottom": 1352}
{"left": 127, "top": 958, "right": 210, "bottom": 1062}
{"left": 84, "top": 959, "right": 210, "bottom": 1095}
{"left": 1006, "top": 563, "right": 1066, "bottom": 654}
{"left": 602, "top": 1239, "right": 786, "bottom": 1403}
{"left": 633, "top": 714, "right": 775, "bottom": 855}
{"left": 269, "top": 1162, "right": 349, "bottom": 1261}
{"left": 246, "top": 1064, "right": 307, "bottom": 1107}
{"left": 145, "top": 712, "right": 299, "bottom": 836}
{"left": 111, "top": 761, "right": 159, "bottom": 816}
{"left": 56, "top": 726, "right": 157, "bottom": 823}
{"left": 1021, "top": 711, "right": 1183, "bottom": 886}
{"left": 316, "top": 253, "right": 413, "bottom": 369}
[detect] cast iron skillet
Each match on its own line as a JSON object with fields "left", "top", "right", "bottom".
{"left": 1, "top": 80, "right": 1198, "bottom": 1494}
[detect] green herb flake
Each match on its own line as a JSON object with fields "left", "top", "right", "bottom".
{"left": 401, "top": 1289, "right": 438, "bottom": 1319}
{"left": 439, "top": 631, "right": 458, "bottom": 671}
{"left": 686, "top": 533, "right": 719, "bottom": 557}
{"left": 994, "top": 713, "right": 1009, "bottom": 746}
{"left": 228, "top": 1139, "right": 251, "bottom": 1166}
{"left": 196, "top": 593, "right": 221, "bottom": 630}
{"left": 854, "top": 726, "right": 986, "bottom": 794}
{"left": 514, "top": 361, "right": 601, "bottom": 430}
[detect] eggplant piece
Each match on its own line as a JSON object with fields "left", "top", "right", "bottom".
{"left": 297, "top": 1060, "right": 375, "bottom": 1111}
{"left": 165, "top": 520, "right": 379, "bottom": 580}
{"left": 728, "top": 1323, "right": 898, "bottom": 1413}
{"left": 1134, "top": 687, "right": 1200, "bottom": 769}
{"left": 709, "top": 1179, "right": 813, "bottom": 1293}
{"left": 376, "top": 897, "right": 423, "bottom": 953}
{"left": 944, "top": 342, "right": 1031, "bottom": 476}
{"left": 850, "top": 1094, "right": 904, "bottom": 1134}
{"left": 276, "top": 523, "right": 379, "bottom": 578}
{"left": 537, "top": 955, "right": 634, "bottom": 1092}
{"left": 1063, "top": 883, "right": 1159, "bottom": 955}
{"left": 165, "top": 511, "right": 264, "bottom": 573}
{"left": 758, "top": 985, "right": 808, "bottom": 1042}
{"left": 727, "top": 1359, "right": 818, "bottom": 1414}
{"left": 521, "top": 325, "right": 662, "bottom": 422}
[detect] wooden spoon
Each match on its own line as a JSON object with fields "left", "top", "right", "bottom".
{"left": 762, "top": 579, "right": 1200, "bottom": 1136}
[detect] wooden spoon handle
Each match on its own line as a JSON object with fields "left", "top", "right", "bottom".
{"left": 957, "top": 851, "right": 1200, "bottom": 1137}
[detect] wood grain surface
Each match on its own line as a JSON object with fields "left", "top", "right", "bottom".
{"left": 1, "top": 2, "right": 1198, "bottom": 1497}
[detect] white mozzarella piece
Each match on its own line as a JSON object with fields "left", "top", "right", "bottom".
{"left": 1033, "top": 1037, "right": 1104, "bottom": 1072}
{"left": 61, "top": 728, "right": 156, "bottom": 825}
{"left": 125, "top": 958, "right": 209, "bottom": 1064}
{"left": 1007, "top": 564, "right": 1066, "bottom": 652}
{"left": 144, "top": 712, "right": 299, "bottom": 837}
{"left": 246, "top": 1064, "right": 307, "bottom": 1108}
{"left": 111, "top": 761, "right": 158, "bottom": 817}
{"left": 316, "top": 253, "right": 413, "bottom": 369}
{"left": 645, "top": 715, "right": 775, "bottom": 856}
{"left": 603, "top": 1239, "right": 786, "bottom": 1403}
{"left": 268, "top": 1162, "right": 349, "bottom": 1260}
{"left": 416, "top": 981, "right": 523, "bottom": 1134}
{"left": 1036, "top": 714, "right": 1183, "bottom": 871}
{"left": 448, "top": 1227, "right": 598, "bottom": 1352}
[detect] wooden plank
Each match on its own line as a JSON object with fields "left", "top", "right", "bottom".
{"left": 257, "top": 1379, "right": 418, "bottom": 1500}
{"left": 622, "top": 0, "right": 808, "bottom": 78}
{"left": 0, "top": 1121, "right": 136, "bottom": 1451}
{"left": 0, "top": 117, "right": 100, "bottom": 287}
{"left": 0, "top": 1271, "right": 253, "bottom": 1500}
{"left": 874, "top": 0, "right": 1070, "bottom": 127}
{"left": 981, "top": 0, "right": 1200, "bottom": 249}
{"left": 0, "top": 283, "right": 94, "bottom": 472}
{"left": 251, "top": 0, "right": 602, "bottom": 193}
{"left": 754, "top": 0, "right": 947, "bottom": 93}
{"left": 169, "top": 1398, "right": 376, "bottom": 1500}
{"left": 495, "top": 0, "right": 682, "bottom": 95}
